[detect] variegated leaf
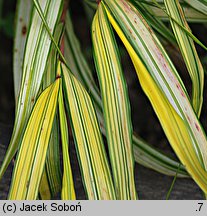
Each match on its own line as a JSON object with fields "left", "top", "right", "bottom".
{"left": 103, "top": 0, "right": 207, "bottom": 193}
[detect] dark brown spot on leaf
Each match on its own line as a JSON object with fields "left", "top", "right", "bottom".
{"left": 22, "top": 25, "right": 27, "bottom": 35}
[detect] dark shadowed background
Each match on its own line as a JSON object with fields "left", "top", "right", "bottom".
{"left": 0, "top": 0, "right": 207, "bottom": 199}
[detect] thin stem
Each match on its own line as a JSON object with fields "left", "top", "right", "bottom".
{"left": 166, "top": 164, "right": 181, "bottom": 200}
{"left": 32, "top": 0, "right": 67, "bottom": 66}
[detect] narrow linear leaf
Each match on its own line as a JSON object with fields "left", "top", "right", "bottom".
{"left": 132, "top": 0, "right": 176, "bottom": 45}
{"left": 64, "top": 10, "right": 188, "bottom": 177}
{"left": 142, "top": 0, "right": 207, "bottom": 22}
{"left": 8, "top": 78, "right": 60, "bottom": 199}
{"left": 150, "top": 0, "right": 207, "bottom": 52}
{"left": 103, "top": 0, "right": 207, "bottom": 193}
{"left": 13, "top": 0, "right": 33, "bottom": 105}
{"left": 164, "top": 0, "right": 204, "bottom": 116}
{"left": 84, "top": 0, "right": 207, "bottom": 22}
{"left": 183, "top": 0, "right": 207, "bottom": 16}
{"left": 39, "top": 169, "right": 51, "bottom": 200}
{"left": 133, "top": 136, "right": 188, "bottom": 177}
{"left": 0, "top": 0, "right": 63, "bottom": 179}
{"left": 62, "top": 63, "right": 116, "bottom": 200}
{"left": 59, "top": 85, "right": 76, "bottom": 200}
{"left": 42, "top": 23, "right": 64, "bottom": 198}
{"left": 92, "top": 5, "right": 137, "bottom": 199}
{"left": 44, "top": 116, "right": 61, "bottom": 198}
{"left": 64, "top": 12, "right": 102, "bottom": 110}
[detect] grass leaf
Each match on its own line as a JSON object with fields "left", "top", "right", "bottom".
{"left": 0, "top": 0, "right": 63, "bottom": 180}
{"left": 8, "top": 78, "right": 60, "bottom": 199}
{"left": 164, "top": 0, "right": 204, "bottom": 116}
{"left": 92, "top": 4, "right": 137, "bottom": 199}
{"left": 13, "top": 0, "right": 33, "bottom": 105}
{"left": 39, "top": 169, "right": 51, "bottom": 200}
{"left": 103, "top": 0, "right": 207, "bottom": 193}
{"left": 62, "top": 62, "right": 116, "bottom": 200}
{"left": 64, "top": 11, "right": 188, "bottom": 177}
{"left": 59, "top": 84, "right": 76, "bottom": 200}
{"left": 42, "top": 23, "right": 64, "bottom": 198}
{"left": 183, "top": 0, "right": 207, "bottom": 16}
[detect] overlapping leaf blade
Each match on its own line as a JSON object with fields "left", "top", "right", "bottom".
{"left": 59, "top": 85, "right": 76, "bottom": 200}
{"left": 0, "top": 0, "right": 63, "bottom": 179}
{"left": 164, "top": 0, "right": 204, "bottom": 116}
{"left": 183, "top": 0, "right": 207, "bottom": 16}
{"left": 39, "top": 169, "right": 51, "bottom": 200}
{"left": 102, "top": 0, "right": 207, "bottom": 193}
{"left": 64, "top": 10, "right": 188, "bottom": 177}
{"left": 41, "top": 23, "right": 64, "bottom": 198}
{"left": 132, "top": 0, "right": 176, "bottom": 45}
{"left": 13, "top": 0, "right": 33, "bottom": 105}
{"left": 62, "top": 63, "right": 116, "bottom": 200}
{"left": 43, "top": 115, "right": 61, "bottom": 197}
{"left": 8, "top": 78, "right": 60, "bottom": 199}
{"left": 84, "top": 0, "right": 207, "bottom": 22}
{"left": 64, "top": 12, "right": 101, "bottom": 110}
{"left": 92, "top": 5, "right": 137, "bottom": 199}
{"left": 139, "top": 0, "right": 207, "bottom": 22}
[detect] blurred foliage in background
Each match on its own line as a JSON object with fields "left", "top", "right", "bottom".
{"left": 0, "top": 0, "right": 14, "bottom": 38}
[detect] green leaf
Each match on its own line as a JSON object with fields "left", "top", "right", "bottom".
{"left": 183, "top": 0, "right": 207, "bottom": 16}
{"left": 149, "top": 0, "right": 207, "bottom": 52}
{"left": 39, "top": 169, "right": 51, "bottom": 200}
{"left": 64, "top": 12, "right": 102, "bottom": 110}
{"left": 164, "top": 0, "right": 204, "bottom": 116}
{"left": 45, "top": 117, "right": 62, "bottom": 197}
{"left": 92, "top": 5, "right": 137, "bottom": 199}
{"left": 139, "top": 0, "right": 207, "bottom": 22}
{"left": 13, "top": 0, "right": 33, "bottom": 105}
{"left": 62, "top": 62, "right": 116, "bottom": 200}
{"left": 132, "top": 0, "right": 176, "bottom": 45}
{"left": 42, "top": 23, "right": 64, "bottom": 198}
{"left": 8, "top": 78, "right": 60, "bottom": 199}
{"left": 0, "top": 0, "right": 63, "bottom": 180}
{"left": 103, "top": 0, "right": 207, "bottom": 193}
{"left": 84, "top": 0, "right": 207, "bottom": 22}
{"left": 133, "top": 136, "right": 188, "bottom": 177}
{"left": 64, "top": 10, "right": 188, "bottom": 177}
{"left": 59, "top": 85, "right": 76, "bottom": 200}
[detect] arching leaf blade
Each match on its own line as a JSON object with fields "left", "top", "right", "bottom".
{"left": 103, "top": 0, "right": 207, "bottom": 193}
{"left": 8, "top": 78, "right": 60, "bottom": 199}
{"left": 62, "top": 63, "right": 116, "bottom": 200}
{"left": 13, "top": 0, "right": 33, "bottom": 106}
{"left": 64, "top": 10, "right": 188, "bottom": 177}
{"left": 0, "top": 0, "right": 63, "bottom": 180}
{"left": 164, "top": 0, "right": 204, "bottom": 116}
{"left": 92, "top": 5, "right": 137, "bottom": 199}
{"left": 59, "top": 85, "right": 76, "bottom": 200}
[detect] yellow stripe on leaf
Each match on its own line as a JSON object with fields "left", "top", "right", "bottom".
{"left": 164, "top": 0, "right": 204, "bottom": 116}
{"left": 92, "top": 5, "right": 137, "bottom": 200}
{"left": 59, "top": 86, "right": 76, "bottom": 200}
{"left": 62, "top": 63, "right": 116, "bottom": 200}
{"left": 8, "top": 78, "right": 60, "bottom": 200}
{"left": 103, "top": 0, "right": 207, "bottom": 193}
